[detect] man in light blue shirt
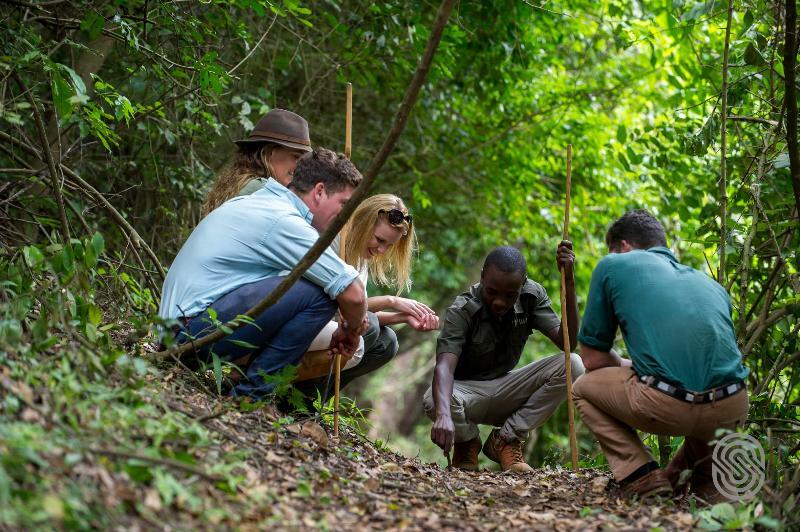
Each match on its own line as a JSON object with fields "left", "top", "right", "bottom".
{"left": 159, "top": 148, "right": 367, "bottom": 399}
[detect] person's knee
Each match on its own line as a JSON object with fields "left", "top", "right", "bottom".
{"left": 361, "top": 311, "right": 381, "bottom": 346}
{"left": 380, "top": 326, "right": 399, "bottom": 361}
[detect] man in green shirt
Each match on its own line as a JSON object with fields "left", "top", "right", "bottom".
{"left": 574, "top": 210, "right": 749, "bottom": 500}
{"left": 425, "top": 244, "right": 584, "bottom": 472}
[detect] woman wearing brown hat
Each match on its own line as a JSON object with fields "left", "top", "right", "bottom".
{"left": 201, "top": 108, "right": 312, "bottom": 216}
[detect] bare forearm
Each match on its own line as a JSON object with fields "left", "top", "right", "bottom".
{"left": 377, "top": 311, "right": 406, "bottom": 326}
{"left": 433, "top": 359, "right": 456, "bottom": 418}
{"left": 367, "top": 295, "right": 395, "bottom": 313}
{"left": 337, "top": 280, "right": 367, "bottom": 332}
{"left": 579, "top": 344, "right": 626, "bottom": 371}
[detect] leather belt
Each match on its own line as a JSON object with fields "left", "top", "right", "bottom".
{"left": 639, "top": 375, "right": 745, "bottom": 404}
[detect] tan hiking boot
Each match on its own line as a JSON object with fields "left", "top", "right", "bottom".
{"left": 451, "top": 437, "right": 481, "bottom": 470}
{"left": 690, "top": 481, "right": 728, "bottom": 505}
{"left": 482, "top": 429, "right": 533, "bottom": 472}
{"left": 622, "top": 468, "right": 673, "bottom": 499}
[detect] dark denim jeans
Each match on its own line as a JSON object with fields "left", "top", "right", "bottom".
{"left": 180, "top": 276, "right": 337, "bottom": 399}
{"left": 295, "top": 311, "right": 399, "bottom": 401}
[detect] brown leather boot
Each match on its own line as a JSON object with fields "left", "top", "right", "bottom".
{"left": 622, "top": 468, "right": 673, "bottom": 499}
{"left": 482, "top": 429, "right": 533, "bottom": 472}
{"left": 451, "top": 437, "right": 481, "bottom": 470}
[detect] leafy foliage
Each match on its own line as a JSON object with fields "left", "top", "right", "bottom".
{"left": 0, "top": 0, "right": 798, "bottom": 528}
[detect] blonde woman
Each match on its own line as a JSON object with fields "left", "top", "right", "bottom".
{"left": 296, "top": 194, "right": 439, "bottom": 396}
{"left": 201, "top": 109, "right": 311, "bottom": 217}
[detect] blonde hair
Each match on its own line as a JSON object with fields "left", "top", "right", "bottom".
{"left": 201, "top": 144, "right": 276, "bottom": 216}
{"left": 339, "top": 194, "right": 416, "bottom": 293}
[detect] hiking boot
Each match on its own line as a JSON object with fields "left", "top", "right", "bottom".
{"left": 451, "top": 437, "right": 481, "bottom": 470}
{"left": 622, "top": 468, "right": 673, "bottom": 499}
{"left": 690, "top": 482, "right": 728, "bottom": 505}
{"left": 482, "top": 429, "right": 533, "bottom": 472}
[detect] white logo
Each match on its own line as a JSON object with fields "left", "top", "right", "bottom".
{"left": 712, "top": 433, "right": 765, "bottom": 501}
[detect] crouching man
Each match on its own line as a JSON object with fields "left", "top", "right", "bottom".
{"left": 158, "top": 148, "right": 367, "bottom": 399}
{"left": 573, "top": 210, "right": 749, "bottom": 500}
{"left": 425, "top": 245, "right": 584, "bottom": 472}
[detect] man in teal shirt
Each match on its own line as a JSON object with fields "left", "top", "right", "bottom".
{"left": 159, "top": 148, "right": 367, "bottom": 399}
{"left": 574, "top": 210, "right": 748, "bottom": 501}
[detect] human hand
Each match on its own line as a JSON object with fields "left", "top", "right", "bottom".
{"left": 431, "top": 414, "right": 455, "bottom": 453}
{"left": 391, "top": 297, "right": 435, "bottom": 322}
{"left": 328, "top": 324, "right": 360, "bottom": 360}
{"left": 407, "top": 312, "right": 440, "bottom": 332}
{"left": 556, "top": 239, "right": 575, "bottom": 274}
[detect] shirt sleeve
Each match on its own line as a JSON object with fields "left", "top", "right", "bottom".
{"left": 261, "top": 215, "right": 359, "bottom": 299}
{"left": 526, "top": 283, "right": 562, "bottom": 333}
{"left": 436, "top": 302, "right": 471, "bottom": 356}
{"left": 578, "top": 257, "right": 618, "bottom": 351}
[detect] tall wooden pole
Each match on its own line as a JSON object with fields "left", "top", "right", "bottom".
{"left": 560, "top": 144, "right": 578, "bottom": 471}
{"left": 334, "top": 82, "right": 353, "bottom": 438}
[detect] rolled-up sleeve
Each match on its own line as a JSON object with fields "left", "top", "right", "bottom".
{"left": 436, "top": 303, "right": 471, "bottom": 356}
{"left": 578, "top": 257, "right": 618, "bottom": 351}
{"left": 261, "top": 216, "right": 359, "bottom": 299}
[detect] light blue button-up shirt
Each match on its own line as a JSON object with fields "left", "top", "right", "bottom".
{"left": 158, "top": 179, "right": 359, "bottom": 320}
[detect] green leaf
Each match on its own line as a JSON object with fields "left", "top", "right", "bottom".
{"left": 80, "top": 12, "right": 105, "bottom": 40}
{"left": 51, "top": 73, "right": 73, "bottom": 119}
{"left": 212, "top": 353, "right": 222, "bottom": 395}
{"left": 23, "top": 245, "right": 45, "bottom": 269}
{"left": 91, "top": 232, "right": 104, "bottom": 256}
{"left": 228, "top": 339, "right": 258, "bottom": 349}
{"left": 616, "top": 124, "right": 627, "bottom": 143}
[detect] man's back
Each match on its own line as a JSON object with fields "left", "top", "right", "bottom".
{"left": 159, "top": 179, "right": 357, "bottom": 320}
{"left": 579, "top": 247, "right": 748, "bottom": 391}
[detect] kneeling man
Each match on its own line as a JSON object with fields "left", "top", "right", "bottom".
{"left": 573, "top": 210, "right": 749, "bottom": 499}
{"left": 425, "top": 245, "right": 584, "bottom": 472}
{"left": 159, "top": 148, "right": 367, "bottom": 399}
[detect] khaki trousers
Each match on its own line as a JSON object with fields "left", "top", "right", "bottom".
{"left": 424, "top": 353, "right": 584, "bottom": 442}
{"left": 572, "top": 367, "right": 748, "bottom": 482}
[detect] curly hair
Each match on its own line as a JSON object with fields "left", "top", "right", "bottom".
{"left": 338, "top": 194, "right": 416, "bottom": 293}
{"left": 288, "top": 148, "right": 362, "bottom": 195}
{"left": 605, "top": 209, "right": 667, "bottom": 250}
{"left": 200, "top": 143, "right": 275, "bottom": 217}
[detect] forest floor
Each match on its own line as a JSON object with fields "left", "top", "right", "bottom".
{"left": 140, "top": 379, "right": 696, "bottom": 530}
{"left": 2, "top": 343, "right": 701, "bottom": 530}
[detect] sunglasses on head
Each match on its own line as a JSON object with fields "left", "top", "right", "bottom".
{"left": 379, "top": 208, "right": 412, "bottom": 226}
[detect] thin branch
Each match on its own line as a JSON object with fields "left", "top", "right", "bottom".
{"left": 228, "top": 14, "right": 278, "bottom": 75}
{"left": 0, "top": 131, "right": 166, "bottom": 282}
{"left": 728, "top": 115, "right": 780, "bottom": 127}
{"left": 88, "top": 447, "right": 222, "bottom": 482}
{"left": 785, "top": 0, "right": 800, "bottom": 224}
{"left": 155, "top": 0, "right": 458, "bottom": 360}
{"left": 718, "top": 0, "right": 734, "bottom": 286}
{"left": 13, "top": 72, "right": 70, "bottom": 245}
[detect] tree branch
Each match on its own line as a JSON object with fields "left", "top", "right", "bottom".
{"left": 718, "top": 0, "right": 734, "bottom": 286}
{"left": 0, "top": 131, "right": 166, "bottom": 283}
{"left": 785, "top": 0, "right": 800, "bottom": 225}
{"left": 13, "top": 72, "right": 70, "bottom": 245}
{"left": 154, "top": 0, "right": 458, "bottom": 360}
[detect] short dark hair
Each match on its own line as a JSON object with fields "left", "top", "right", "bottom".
{"left": 483, "top": 246, "right": 527, "bottom": 277}
{"left": 289, "top": 147, "right": 362, "bottom": 195}
{"left": 605, "top": 209, "right": 667, "bottom": 250}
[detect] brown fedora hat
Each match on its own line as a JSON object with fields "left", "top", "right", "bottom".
{"left": 235, "top": 108, "right": 311, "bottom": 152}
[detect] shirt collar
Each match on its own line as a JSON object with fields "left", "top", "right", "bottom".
{"left": 647, "top": 246, "right": 676, "bottom": 262}
{"left": 264, "top": 178, "right": 313, "bottom": 224}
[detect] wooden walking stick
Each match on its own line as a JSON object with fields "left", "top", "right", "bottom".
{"left": 333, "top": 82, "right": 353, "bottom": 438}
{"left": 560, "top": 144, "right": 579, "bottom": 471}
